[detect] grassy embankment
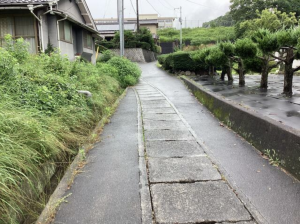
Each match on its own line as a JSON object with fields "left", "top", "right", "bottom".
{"left": 0, "top": 37, "right": 141, "bottom": 224}
{"left": 158, "top": 27, "right": 235, "bottom": 47}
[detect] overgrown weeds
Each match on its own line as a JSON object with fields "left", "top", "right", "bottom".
{"left": 0, "top": 35, "right": 140, "bottom": 223}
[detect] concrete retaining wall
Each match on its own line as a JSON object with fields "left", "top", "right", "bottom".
{"left": 181, "top": 76, "right": 300, "bottom": 180}
{"left": 112, "top": 48, "right": 157, "bottom": 62}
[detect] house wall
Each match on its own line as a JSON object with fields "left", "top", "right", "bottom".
{"left": 46, "top": 15, "right": 59, "bottom": 48}
{"left": 57, "top": 0, "right": 85, "bottom": 24}
{"left": 60, "top": 41, "right": 75, "bottom": 60}
{"left": 141, "top": 24, "right": 157, "bottom": 35}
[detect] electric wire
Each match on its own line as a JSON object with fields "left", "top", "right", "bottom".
{"left": 103, "top": 0, "right": 109, "bottom": 18}
{"left": 185, "top": 0, "right": 209, "bottom": 7}
{"left": 144, "top": 0, "right": 161, "bottom": 15}
{"left": 159, "top": 0, "right": 173, "bottom": 10}
{"left": 162, "top": 0, "right": 174, "bottom": 9}
{"left": 130, "top": 0, "right": 137, "bottom": 15}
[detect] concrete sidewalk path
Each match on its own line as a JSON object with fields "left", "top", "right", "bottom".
{"left": 54, "top": 89, "right": 142, "bottom": 224}
{"left": 52, "top": 62, "right": 299, "bottom": 224}
{"left": 138, "top": 62, "right": 300, "bottom": 224}
{"left": 135, "top": 83, "right": 256, "bottom": 224}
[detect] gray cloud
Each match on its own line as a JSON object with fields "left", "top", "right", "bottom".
{"left": 86, "top": 0, "right": 231, "bottom": 27}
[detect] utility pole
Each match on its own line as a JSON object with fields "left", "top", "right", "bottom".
{"left": 117, "top": 0, "right": 124, "bottom": 56}
{"left": 174, "top": 6, "right": 183, "bottom": 50}
{"left": 136, "top": 0, "right": 140, "bottom": 32}
{"left": 185, "top": 17, "right": 187, "bottom": 28}
{"left": 180, "top": 6, "right": 182, "bottom": 50}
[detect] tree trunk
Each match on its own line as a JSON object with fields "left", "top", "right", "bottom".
{"left": 260, "top": 59, "right": 269, "bottom": 89}
{"left": 226, "top": 66, "right": 233, "bottom": 82}
{"left": 238, "top": 59, "right": 245, "bottom": 86}
{"left": 283, "top": 48, "right": 294, "bottom": 97}
{"left": 221, "top": 67, "right": 226, "bottom": 80}
{"left": 209, "top": 66, "right": 214, "bottom": 76}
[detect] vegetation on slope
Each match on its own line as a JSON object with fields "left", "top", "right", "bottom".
{"left": 0, "top": 35, "right": 140, "bottom": 223}
{"left": 158, "top": 27, "right": 235, "bottom": 45}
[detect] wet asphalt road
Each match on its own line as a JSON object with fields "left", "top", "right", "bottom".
{"left": 139, "top": 62, "right": 300, "bottom": 224}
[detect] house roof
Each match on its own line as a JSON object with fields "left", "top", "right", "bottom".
{"left": 0, "top": 0, "right": 51, "bottom": 4}
{"left": 0, "top": 0, "right": 96, "bottom": 30}
{"left": 52, "top": 9, "right": 101, "bottom": 38}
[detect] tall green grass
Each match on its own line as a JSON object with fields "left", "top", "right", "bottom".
{"left": 0, "top": 36, "right": 140, "bottom": 223}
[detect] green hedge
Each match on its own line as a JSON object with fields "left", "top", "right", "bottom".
{"left": 158, "top": 52, "right": 197, "bottom": 72}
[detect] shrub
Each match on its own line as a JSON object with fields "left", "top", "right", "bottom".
{"left": 98, "top": 50, "right": 115, "bottom": 62}
{"left": 160, "top": 52, "right": 197, "bottom": 72}
{"left": 171, "top": 52, "right": 196, "bottom": 72}
{"left": 0, "top": 48, "right": 18, "bottom": 81}
{"left": 3, "top": 34, "right": 29, "bottom": 63}
{"left": 157, "top": 54, "right": 168, "bottom": 65}
{"left": 108, "top": 57, "right": 141, "bottom": 87}
{"left": 96, "top": 63, "right": 119, "bottom": 78}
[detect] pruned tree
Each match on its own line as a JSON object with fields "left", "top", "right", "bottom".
{"left": 192, "top": 48, "right": 211, "bottom": 75}
{"left": 251, "top": 29, "right": 280, "bottom": 89}
{"left": 233, "top": 38, "right": 258, "bottom": 86}
{"left": 218, "top": 42, "right": 235, "bottom": 82}
{"left": 205, "top": 46, "right": 229, "bottom": 79}
{"left": 272, "top": 28, "right": 300, "bottom": 96}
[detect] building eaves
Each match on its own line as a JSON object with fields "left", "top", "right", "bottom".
{"left": 53, "top": 10, "right": 101, "bottom": 37}
{"left": 0, "top": 0, "right": 50, "bottom": 5}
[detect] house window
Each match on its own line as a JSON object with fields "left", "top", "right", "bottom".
{"left": 83, "top": 31, "right": 92, "bottom": 49}
{"left": 59, "top": 20, "right": 72, "bottom": 43}
{"left": 0, "top": 16, "right": 36, "bottom": 53}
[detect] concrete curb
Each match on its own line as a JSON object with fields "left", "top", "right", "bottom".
{"left": 36, "top": 88, "right": 128, "bottom": 224}
{"left": 133, "top": 87, "right": 154, "bottom": 224}
{"left": 181, "top": 76, "right": 300, "bottom": 180}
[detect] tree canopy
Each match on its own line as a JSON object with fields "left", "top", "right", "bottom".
{"left": 230, "top": 0, "right": 300, "bottom": 23}
{"left": 236, "top": 9, "right": 299, "bottom": 38}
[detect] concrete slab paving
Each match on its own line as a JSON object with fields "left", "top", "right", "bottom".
{"left": 151, "top": 182, "right": 252, "bottom": 224}
{"left": 145, "top": 130, "right": 194, "bottom": 141}
{"left": 146, "top": 140, "right": 205, "bottom": 157}
{"left": 148, "top": 157, "right": 221, "bottom": 183}
{"left": 144, "top": 120, "right": 187, "bottom": 130}
{"left": 138, "top": 93, "right": 162, "bottom": 96}
{"left": 143, "top": 114, "right": 181, "bottom": 121}
{"left": 142, "top": 102, "right": 171, "bottom": 109}
{"left": 141, "top": 100, "right": 169, "bottom": 105}
{"left": 139, "top": 97, "right": 166, "bottom": 101}
{"left": 217, "top": 222, "right": 257, "bottom": 224}
{"left": 142, "top": 108, "right": 176, "bottom": 114}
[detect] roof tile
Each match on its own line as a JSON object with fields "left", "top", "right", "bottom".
{"left": 0, "top": 0, "right": 50, "bottom": 4}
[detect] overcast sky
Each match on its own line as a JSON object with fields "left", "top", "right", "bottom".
{"left": 85, "top": 0, "right": 231, "bottom": 28}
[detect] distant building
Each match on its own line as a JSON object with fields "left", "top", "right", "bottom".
{"left": 95, "top": 14, "right": 174, "bottom": 40}
{"left": 158, "top": 17, "right": 175, "bottom": 29}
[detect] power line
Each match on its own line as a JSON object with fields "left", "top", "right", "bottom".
{"left": 144, "top": 0, "right": 161, "bottom": 15}
{"left": 159, "top": 0, "right": 173, "bottom": 10}
{"left": 130, "top": 0, "right": 137, "bottom": 15}
{"left": 185, "top": 0, "right": 209, "bottom": 7}
{"left": 162, "top": 0, "right": 174, "bottom": 9}
{"left": 103, "top": 0, "right": 109, "bottom": 18}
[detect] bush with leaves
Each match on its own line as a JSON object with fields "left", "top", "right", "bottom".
{"left": 107, "top": 57, "right": 141, "bottom": 87}
{"left": 98, "top": 50, "right": 116, "bottom": 62}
